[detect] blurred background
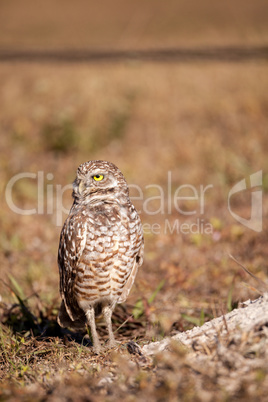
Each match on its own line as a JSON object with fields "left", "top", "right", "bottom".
{"left": 0, "top": 0, "right": 268, "bottom": 335}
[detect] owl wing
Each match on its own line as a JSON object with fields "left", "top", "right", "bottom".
{"left": 58, "top": 212, "right": 87, "bottom": 322}
{"left": 117, "top": 235, "right": 144, "bottom": 304}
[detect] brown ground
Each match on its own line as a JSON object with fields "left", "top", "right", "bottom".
{"left": 0, "top": 1, "right": 268, "bottom": 400}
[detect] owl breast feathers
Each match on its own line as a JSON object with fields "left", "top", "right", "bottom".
{"left": 57, "top": 160, "right": 144, "bottom": 348}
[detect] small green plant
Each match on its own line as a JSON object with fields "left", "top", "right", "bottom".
{"left": 5, "top": 275, "right": 40, "bottom": 334}
{"left": 132, "top": 279, "right": 165, "bottom": 319}
{"left": 181, "top": 309, "right": 206, "bottom": 327}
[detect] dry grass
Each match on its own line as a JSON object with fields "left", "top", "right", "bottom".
{"left": 0, "top": 60, "right": 267, "bottom": 401}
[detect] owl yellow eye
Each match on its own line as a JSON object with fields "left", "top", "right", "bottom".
{"left": 93, "top": 174, "right": 104, "bottom": 181}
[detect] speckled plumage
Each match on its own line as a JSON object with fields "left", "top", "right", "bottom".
{"left": 57, "top": 160, "right": 144, "bottom": 353}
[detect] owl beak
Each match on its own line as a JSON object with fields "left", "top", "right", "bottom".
{"left": 78, "top": 181, "right": 85, "bottom": 194}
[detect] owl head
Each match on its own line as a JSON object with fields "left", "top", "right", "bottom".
{"left": 72, "top": 160, "right": 129, "bottom": 202}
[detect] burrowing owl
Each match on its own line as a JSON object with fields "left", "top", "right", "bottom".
{"left": 57, "top": 160, "right": 144, "bottom": 353}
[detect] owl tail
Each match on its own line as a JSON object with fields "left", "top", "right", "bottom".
{"left": 57, "top": 301, "right": 86, "bottom": 330}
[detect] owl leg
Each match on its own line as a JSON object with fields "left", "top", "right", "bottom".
{"left": 102, "top": 304, "right": 116, "bottom": 348}
{"left": 85, "top": 306, "right": 101, "bottom": 354}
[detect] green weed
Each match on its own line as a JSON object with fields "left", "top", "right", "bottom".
{"left": 181, "top": 309, "right": 206, "bottom": 327}
{"left": 132, "top": 280, "right": 165, "bottom": 319}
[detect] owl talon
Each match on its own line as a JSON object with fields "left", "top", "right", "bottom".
{"left": 92, "top": 344, "right": 101, "bottom": 354}
{"left": 107, "top": 340, "right": 116, "bottom": 350}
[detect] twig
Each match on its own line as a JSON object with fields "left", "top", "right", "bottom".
{"left": 229, "top": 254, "right": 268, "bottom": 293}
